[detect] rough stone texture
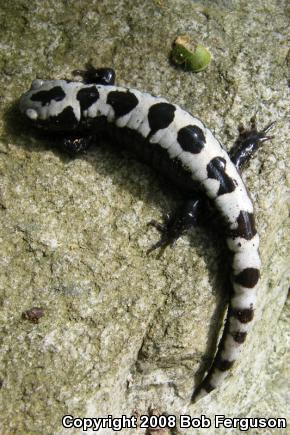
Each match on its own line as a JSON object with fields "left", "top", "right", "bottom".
{"left": 0, "top": 0, "right": 289, "bottom": 434}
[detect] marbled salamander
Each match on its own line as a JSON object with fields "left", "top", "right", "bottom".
{"left": 19, "top": 66, "right": 274, "bottom": 401}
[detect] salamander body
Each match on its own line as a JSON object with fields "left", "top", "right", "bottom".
{"left": 19, "top": 68, "right": 273, "bottom": 401}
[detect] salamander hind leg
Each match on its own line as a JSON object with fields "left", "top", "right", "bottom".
{"left": 229, "top": 116, "right": 275, "bottom": 170}
{"left": 147, "top": 197, "right": 202, "bottom": 254}
{"left": 73, "top": 63, "right": 116, "bottom": 86}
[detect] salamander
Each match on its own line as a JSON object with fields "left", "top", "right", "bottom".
{"left": 18, "top": 65, "right": 274, "bottom": 401}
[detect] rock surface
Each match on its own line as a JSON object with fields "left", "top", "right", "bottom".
{"left": 0, "top": 0, "right": 289, "bottom": 434}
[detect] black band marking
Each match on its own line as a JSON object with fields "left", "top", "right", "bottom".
{"left": 77, "top": 86, "right": 99, "bottom": 111}
{"left": 107, "top": 90, "right": 138, "bottom": 118}
{"left": 147, "top": 102, "right": 176, "bottom": 136}
{"left": 207, "top": 157, "right": 237, "bottom": 195}
{"left": 215, "top": 358, "right": 234, "bottom": 371}
{"left": 31, "top": 86, "right": 66, "bottom": 106}
{"left": 232, "top": 331, "right": 247, "bottom": 343}
{"left": 45, "top": 106, "right": 78, "bottom": 130}
{"left": 177, "top": 125, "right": 205, "bottom": 153}
{"left": 234, "top": 268, "right": 260, "bottom": 288}
{"left": 230, "top": 211, "right": 257, "bottom": 240}
{"left": 232, "top": 308, "right": 254, "bottom": 323}
{"left": 202, "top": 380, "right": 215, "bottom": 393}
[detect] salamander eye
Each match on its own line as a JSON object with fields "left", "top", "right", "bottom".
{"left": 31, "top": 79, "right": 44, "bottom": 90}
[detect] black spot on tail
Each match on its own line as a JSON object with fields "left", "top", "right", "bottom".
{"left": 230, "top": 211, "right": 257, "bottom": 240}
{"left": 234, "top": 268, "right": 260, "bottom": 288}
{"left": 177, "top": 125, "right": 205, "bottom": 153}
{"left": 232, "top": 308, "right": 254, "bottom": 323}
{"left": 77, "top": 86, "right": 99, "bottom": 111}
{"left": 232, "top": 331, "right": 247, "bottom": 343}
{"left": 215, "top": 358, "right": 234, "bottom": 371}
{"left": 207, "top": 157, "right": 237, "bottom": 195}
{"left": 31, "top": 86, "right": 66, "bottom": 106}
{"left": 202, "top": 379, "right": 215, "bottom": 393}
{"left": 147, "top": 102, "right": 176, "bottom": 136}
{"left": 107, "top": 90, "right": 138, "bottom": 118}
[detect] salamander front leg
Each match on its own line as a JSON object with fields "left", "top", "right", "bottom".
{"left": 147, "top": 197, "right": 202, "bottom": 254}
{"left": 73, "top": 63, "right": 116, "bottom": 86}
{"left": 60, "top": 134, "right": 96, "bottom": 156}
{"left": 229, "top": 116, "right": 275, "bottom": 170}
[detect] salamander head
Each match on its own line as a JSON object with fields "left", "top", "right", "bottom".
{"left": 19, "top": 79, "right": 82, "bottom": 131}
